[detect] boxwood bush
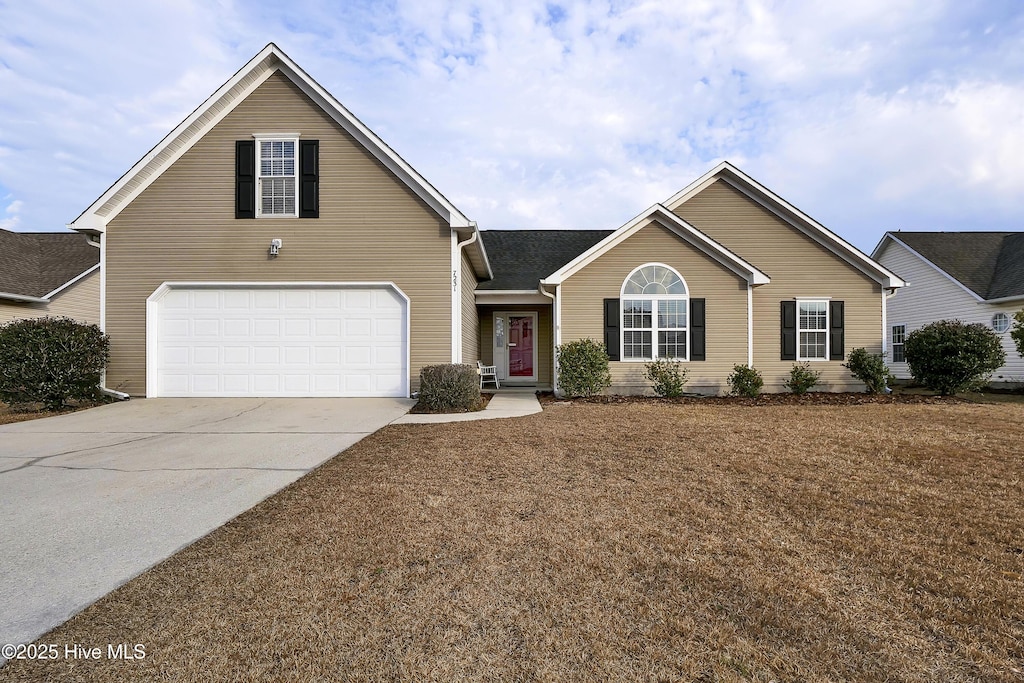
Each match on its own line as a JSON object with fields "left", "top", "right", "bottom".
{"left": 784, "top": 362, "right": 821, "bottom": 395}
{"left": 0, "top": 316, "right": 110, "bottom": 411}
{"left": 905, "top": 320, "right": 1005, "bottom": 395}
{"left": 727, "top": 364, "right": 763, "bottom": 398}
{"left": 418, "top": 364, "right": 481, "bottom": 412}
{"left": 843, "top": 347, "right": 893, "bottom": 394}
{"left": 556, "top": 338, "right": 611, "bottom": 398}
{"left": 644, "top": 358, "right": 688, "bottom": 397}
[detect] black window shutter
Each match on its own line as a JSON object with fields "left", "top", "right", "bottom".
{"left": 829, "top": 300, "right": 845, "bottom": 360}
{"left": 604, "top": 298, "right": 620, "bottom": 361}
{"left": 299, "top": 139, "right": 319, "bottom": 218}
{"left": 780, "top": 301, "right": 797, "bottom": 360}
{"left": 690, "top": 298, "right": 706, "bottom": 361}
{"left": 235, "top": 140, "right": 255, "bottom": 219}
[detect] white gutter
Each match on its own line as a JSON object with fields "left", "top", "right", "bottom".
{"left": 539, "top": 284, "right": 558, "bottom": 394}
{"left": 0, "top": 291, "right": 49, "bottom": 304}
{"left": 453, "top": 225, "right": 480, "bottom": 363}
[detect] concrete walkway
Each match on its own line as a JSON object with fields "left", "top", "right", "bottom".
{"left": 394, "top": 391, "right": 543, "bottom": 424}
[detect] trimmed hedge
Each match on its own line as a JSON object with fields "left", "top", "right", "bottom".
{"left": 784, "top": 362, "right": 820, "bottom": 395}
{"left": 418, "top": 364, "right": 481, "bottom": 412}
{"left": 556, "top": 338, "right": 611, "bottom": 398}
{"left": 644, "top": 358, "right": 688, "bottom": 397}
{"left": 0, "top": 317, "right": 110, "bottom": 411}
{"left": 727, "top": 364, "right": 763, "bottom": 398}
{"left": 843, "top": 347, "right": 893, "bottom": 394}
{"left": 905, "top": 320, "right": 1005, "bottom": 395}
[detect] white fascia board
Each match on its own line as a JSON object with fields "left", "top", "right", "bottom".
{"left": 272, "top": 55, "right": 471, "bottom": 228}
{"left": 667, "top": 162, "right": 907, "bottom": 290}
{"left": 41, "top": 263, "right": 100, "bottom": 300}
{"left": 475, "top": 291, "right": 552, "bottom": 305}
{"left": 542, "top": 204, "right": 769, "bottom": 286}
{"left": 882, "top": 234, "right": 986, "bottom": 303}
{"left": 70, "top": 43, "right": 472, "bottom": 232}
{"left": 70, "top": 45, "right": 280, "bottom": 233}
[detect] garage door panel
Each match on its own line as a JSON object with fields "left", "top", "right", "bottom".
{"left": 154, "top": 286, "right": 408, "bottom": 397}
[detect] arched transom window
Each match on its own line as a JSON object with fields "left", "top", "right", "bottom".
{"left": 620, "top": 264, "right": 689, "bottom": 360}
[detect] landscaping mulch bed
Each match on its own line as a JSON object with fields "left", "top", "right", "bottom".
{"left": 542, "top": 391, "right": 963, "bottom": 407}
{"left": 0, "top": 402, "right": 98, "bottom": 425}
{"left": 2, "top": 401, "right": 1022, "bottom": 681}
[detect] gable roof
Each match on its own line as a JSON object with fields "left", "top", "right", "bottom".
{"left": 666, "top": 161, "right": 906, "bottom": 289}
{"left": 0, "top": 229, "right": 99, "bottom": 302}
{"left": 874, "top": 231, "right": 1024, "bottom": 302}
{"left": 541, "top": 204, "right": 771, "bottom": 287}
{"left": 70, "top": 43, "right": 472, "bottom": 232}
{"left": 478, "top": 230, "right": 613, "bottom": 290}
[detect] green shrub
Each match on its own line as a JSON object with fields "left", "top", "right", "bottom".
{"left": 727, "top": 364, "right": 763, "bottom": 398}
{"left": 556, "top": 338, "right": 611, "bottom": 398}
{"left": 905, "top": 320, "right": 1005, "bottom": 395}
{"left": 644, "top": 358, "right": 688, "bottom": 397}
{"left": 784, "top": 362, "right": 820, "bottom": 395}
{"left": 1012, "top": 309, "right": 1024, "bottom": 359}
{"left": 0, "top": 316, "right": 110, "bottom": 411}
{"left": 843, "top": 347, "right": 893, "bottom": 394}
{"left": 418, "top": 364, "right": 481, "bottom": 412}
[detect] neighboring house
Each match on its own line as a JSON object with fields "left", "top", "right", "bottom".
{"left": 873, "top": 232, "right": 1024, "bottom": 384}
{"left": 69, "top": 43, "right": 904, "bottom": 398}
{"left": 0, "top": 228, "right": 100, "bottom": 325}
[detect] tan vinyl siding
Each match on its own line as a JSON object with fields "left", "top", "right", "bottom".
{"left": 104, "top": 71, "right": 453, "bottom": 395}
{"left": 877, "top": 240, "right": 1024, "bottom": 382}
{"left": 560, "top": 220, "right": 749, "bottom": 394}
{"left": 674, "top": 180, "right": 882, "bottom": 391}
{"left": 478, "top": 305, "right": 553, "bottom": 387}
{"left": 460, "top": 251, "right": 479, "bottom": 363}
{"left": 0, "top": 270, "right": 100, "bottom": 325}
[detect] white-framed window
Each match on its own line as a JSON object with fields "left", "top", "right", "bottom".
{"left": 256, "top": 137, "right": 298, "bottom": 217}
{"left": 891, "top": 324, "right": 906, "bottom": 363}
{"left": 621, "top": 264, "right": 688, "bottom": 360}
{"left": 992, "top": 312, "right": 1010, "bottom": 333}
{"left": 797, "top": 299, "right": 828, "bottom": 360}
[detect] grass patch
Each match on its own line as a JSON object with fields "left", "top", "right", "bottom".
{"left": 3, "top": 402, "right": 1022, "bottom": 681}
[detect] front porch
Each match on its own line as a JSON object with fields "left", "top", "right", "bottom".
{"left": 477, "top": 303, "right": 554, "bottom": 389}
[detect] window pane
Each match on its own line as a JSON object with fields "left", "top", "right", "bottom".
{"left": 658, "top": 299, "right": 686, "bottom": 328}
{"left": 799, "top": 301, "right": 827, "bottom": 331}
{"left": 799, "top": 331, "right": 826, "bottom": 359}
{"left": 261, "top": 177, "right": 296, "bottom": 215}
{"left": 658, "top": 330, "right": 687, "bottom": 358}
{"left": 623, "top": 299, "right": 652, "bottom": 329}
{"left": 624, "top": 331, "right": 652, "bottom": 359}
{"left": 624, "top": 265, "right": 685, "bottom": 295}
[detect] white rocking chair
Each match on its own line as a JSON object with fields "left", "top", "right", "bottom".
{"left": 478, "top": 361, "right": 500, "bottom": 389}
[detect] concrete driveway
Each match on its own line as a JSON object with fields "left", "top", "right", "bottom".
{"left": 0, "top": 397, "right": 413, "bottom": 650}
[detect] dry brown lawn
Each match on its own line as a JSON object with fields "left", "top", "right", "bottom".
{"left": 3, "top": 401, "right": 1023, "bottom": 682}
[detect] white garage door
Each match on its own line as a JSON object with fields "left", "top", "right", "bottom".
{"left": 150, "top": 284, "right": 408, "bottom": 397}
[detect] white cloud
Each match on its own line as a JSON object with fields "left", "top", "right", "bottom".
{"left": 0, "top": 0, "right": 1022, "bottom": 248}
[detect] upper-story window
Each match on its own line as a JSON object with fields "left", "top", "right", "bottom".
{"left": 257, "top": 138, "right": 298, "bottom": 217}
{"left": 621, "top": 264, "right": 689, "bottom": 361}
{"left": 992, "top": 312, "right": 1010, "bottom": 333}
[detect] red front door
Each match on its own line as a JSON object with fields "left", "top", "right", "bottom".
{"left": 507, "top": 315, "right": 534, "bottom": 378}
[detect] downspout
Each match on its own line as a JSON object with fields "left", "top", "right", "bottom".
{"left": 454, "top": 224, "right": 480, "bottom": 363}
{"left": 539, "top": 284, "right": 557, "bottom": 394}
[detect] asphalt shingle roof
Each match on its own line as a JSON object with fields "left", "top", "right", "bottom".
{"left": 0, "top": 230, "right": 99, "bottom": 299}
{"left": 478, "top": 230, "right": 614, "bottom": 290}
{"left": 895, "top": 231, "right": 1024, "bottom": 300}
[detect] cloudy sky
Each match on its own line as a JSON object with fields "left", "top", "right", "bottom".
{"left": 1, "top": 1, "right": 1022, "bottom": 252}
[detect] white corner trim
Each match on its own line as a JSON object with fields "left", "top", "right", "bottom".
{"left": 747, "top": 285, "right": 754, "bottom": 367}
{"left": 42, "top": 263, "right": 101, "bottom": 300}
{"left": 145, "top": 281, "right": 412, "bottom": 398}
{"left": 542, "top": 204, "right": 769, "bottom": 287}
